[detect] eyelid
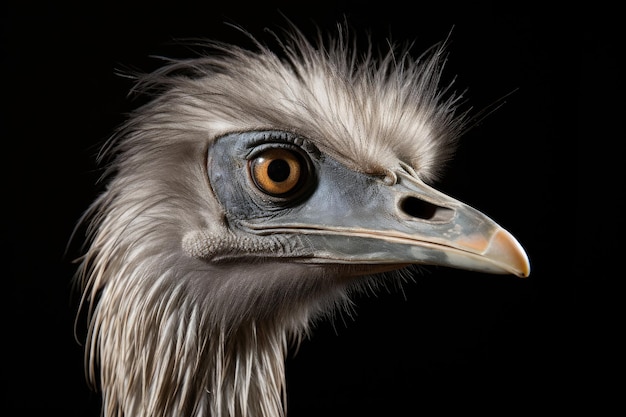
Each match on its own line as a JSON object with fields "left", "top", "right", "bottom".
{"left": 244, "top": 131, "right": 320, "bottom": 161}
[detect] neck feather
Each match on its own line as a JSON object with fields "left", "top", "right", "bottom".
{"left": 90, "top": 276, "right": 299, "bottom": 417}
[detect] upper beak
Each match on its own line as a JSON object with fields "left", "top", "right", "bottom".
{"left": 241, "top": 165, "right": 530, "bottom": 278}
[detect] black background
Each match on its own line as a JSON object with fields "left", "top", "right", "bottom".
{"left": 2, "top": 2, "right": 618, "bottom": 416}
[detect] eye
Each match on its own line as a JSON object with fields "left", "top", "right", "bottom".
{"left": 249, "top": 148, "right": 309, "bottom": 197}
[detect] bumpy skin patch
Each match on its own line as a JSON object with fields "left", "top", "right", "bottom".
{"left": 182, "top": 229, "right": 285, "bottom": 261}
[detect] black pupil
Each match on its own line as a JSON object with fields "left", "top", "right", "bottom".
{"left": 267, "top": 159, "right": 291, "bottom": 182}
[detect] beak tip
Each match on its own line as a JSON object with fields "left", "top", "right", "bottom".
{"left": 516, "top": 264, "right": 531, "bottom": 278}
{"left": 487, "top": 228, "right": 531, "bottom": 278}
{"left": 519, "top": 260, "right": 531, "bottom": 278}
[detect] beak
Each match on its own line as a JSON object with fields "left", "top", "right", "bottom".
{"left": 240, "top": 164, "right": 530, "bottom": 278}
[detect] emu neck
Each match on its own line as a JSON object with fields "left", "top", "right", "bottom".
{"left": 92, "top": 284, "right": 292, "bottom": 417}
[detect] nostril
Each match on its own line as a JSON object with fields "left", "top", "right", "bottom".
{"left": 400, "top": 196, "right": 454, "bottom": 222}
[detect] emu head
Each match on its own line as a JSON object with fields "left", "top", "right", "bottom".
{"left": 76, "top": 25, "right": 529, "bottom": 417}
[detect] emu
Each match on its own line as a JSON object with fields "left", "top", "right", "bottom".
{"left": 75, "top": 24, "right": 529, "bottom": 417}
